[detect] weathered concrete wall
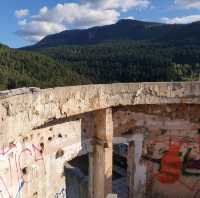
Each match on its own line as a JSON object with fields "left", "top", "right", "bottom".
{"left": 113, "top": 104, "right": 200, "bottom": 198}
{"left": 1, "top": 82, "right": 200, "bottom": 147}
{"left": 0, "top": 82, "right": 200, "bottom": 198}
{"left": 0, "top": 119, "right": 90, "bottom": 197}
{"left": 144, "top": 128, "right": 200, "bottom": 198}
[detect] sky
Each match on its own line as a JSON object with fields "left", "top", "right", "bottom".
{"left": 1, "top": 0, "right": 200, "bottom": 48}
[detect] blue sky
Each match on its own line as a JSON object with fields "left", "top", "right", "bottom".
{"left": 1, "top": 0, "right": 200, "bottom": 48}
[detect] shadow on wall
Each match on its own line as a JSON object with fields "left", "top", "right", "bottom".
{"left": 64, "top": 163, "right": 88, "bottom": 198}
{"left": 61, "top": 113, "right": 93, "bottom": 198}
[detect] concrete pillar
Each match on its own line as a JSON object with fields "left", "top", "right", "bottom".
{"left": 128, "top": 141, "right": 135, "bottom": 198}
{"left": 89, "top": 108, "right": 113, "bottom": 198}
{"left": 127, "top": 134, "right": 146, "bottom": 198}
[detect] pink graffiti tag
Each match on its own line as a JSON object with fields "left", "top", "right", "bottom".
{"left": 0, "top": 143, "right": 46, "bottom": 197}
{"left": 0, "top": 144, "right": 16, "bottom": 156}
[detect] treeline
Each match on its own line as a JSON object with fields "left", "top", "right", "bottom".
{"left": 38, "top": 41, "right": 200, "bottom": 84}
{"left": 0, "top": 41, "right": 200, "bottom": 91}
{"left": 0, "top": 45, "right": 90, "bottom": 90}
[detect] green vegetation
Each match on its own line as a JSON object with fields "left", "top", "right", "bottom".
{"left": 38, "top": 41, "right": 200, "bottom": 84}
{"left": 25, "top": 19, "right": 200, "bottom": 49}
{"left": 1, "top": 19, "right": 200, "bottom": 91}
{"left": 0, "top": 44, "right": 90, "bottom": 90}
{"left": 1, "top": 40, "right": 200, "bottom": 91}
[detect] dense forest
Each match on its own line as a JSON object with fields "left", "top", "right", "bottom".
{"left": 1, "top": 40, "right": 200, "bottom": 91}
{"left": 38, "top": 41, "right": 200, "bottom": 84}
{"left": 0, "top": 44, "right": 90, "bottom": 90}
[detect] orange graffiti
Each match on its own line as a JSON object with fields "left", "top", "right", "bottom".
{"left": 156, "top": 144, "right": 182, "bottom": 184}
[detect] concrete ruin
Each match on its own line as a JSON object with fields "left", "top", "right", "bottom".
{"left": 0, "top": 82, "right": 200, "bottom": 198}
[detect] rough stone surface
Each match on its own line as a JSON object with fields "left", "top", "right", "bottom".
{"left": 0, "top": 87, "right": 40, "bottom": 99}
{"left": 0, "top": 82, "right": 200, "bottom": 145}
{"left": 0, "top": 82, "right": 200, "bottom": 198}
{"left": 0, "top": 119, "right": 90, "bottom": 198}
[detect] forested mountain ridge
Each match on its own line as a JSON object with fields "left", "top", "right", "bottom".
{"left": 0, "top": 19, "right": 200, "bottom": 91}
{"left": 0, "top": 44, "right": 90, "bottom": 90}
{"left": 37, "top": 41, "right": 200, "bottom": 84}
{"left": 23, "top": 19, "right": 200, "bottom": 49}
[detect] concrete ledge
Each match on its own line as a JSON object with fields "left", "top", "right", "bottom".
{"left": 0, "top": 87, "right": 40, "bottom": 99}
{"left": 0, "top": 82, "right": 200, "bottom": 144}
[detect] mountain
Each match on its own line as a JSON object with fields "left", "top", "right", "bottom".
{"left": 35, "top": 41, "right": 200, "bottom": 84}
{"left": 0, "top": 44, "right": 90, "bottom": 90}
{"left": 20, "top": 19, "right": 200, "bottom": 85}
{"left": 23, "top": 19, "right": 200, "bottom": 50}
{"left": 1, "top": 19, "right": 199, "bottom": 91}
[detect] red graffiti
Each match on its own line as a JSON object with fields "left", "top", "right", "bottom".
{"left": 146, "top": 134, "right": 200, "bottom": 195}
{"left": 156, "top": 144, "right": 182, "bottom": 184}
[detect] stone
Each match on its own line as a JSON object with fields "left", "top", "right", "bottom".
{"left": 0, "top": 82, "right": 200, "bottom": 198}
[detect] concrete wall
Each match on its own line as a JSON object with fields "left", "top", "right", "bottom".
{"left": 114, "top": 105, "right": 200, "bottom": 198}
{"left": 1, "top": 82, "right": 200, "bottom": 147}
{"left": 144, "top": 128, "right": 200, "bottom": 198}
{"left": 0, "top": 119, "right": 90, "bottom": 197}
{"left": 0, "top": 83, "right": 200, "bottom": 197}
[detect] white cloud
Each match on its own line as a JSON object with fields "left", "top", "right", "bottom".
{"left": 162, "top": 15, "right": 200, "bottom": 24}
{"left": 16, "top": 3, "right": 120, "bottom": 43}
{"left": 18, "top": 19, "right": 27, "bottom": 26}
{"left": 33, "top": 3, "right": 119, "bottom": 29}
{"left": 175, "top": 0, "right": 200, "bottom": 9}
{"left": 121, "top": 0, "right": 150, "bottom": 11}
{"left": 39, "top": 6, "right": 48, "bottom": 15}
{"left": 85, "top": 0, "right": 150, "bottom": 12}
{"left": 15, "top": 9, "right": 29, "bottom": 18}
{"left": 16, "top": 1, "right": 150, "bottom": 43}
{"left": 16, "top": 21, "right": 66, "bottom": 42}
{"left": 125, "top": 16, "right": 135, "bottom": 20}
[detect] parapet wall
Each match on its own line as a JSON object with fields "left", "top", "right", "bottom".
{"left": 0, "top": 82, "right": 200, "bottom": 198}
{"left": 1, "top": 82, "right": 200, "bottom": 146}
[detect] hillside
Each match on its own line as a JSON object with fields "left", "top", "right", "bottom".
{"left": 36, "top": 41, "right": 200, "bottom": 84}
{"left": 23, "top": 19, "right": 200, "bottom": 49}
{"left": 20, "top": 19, "right": 200, "bottom": 85}
{"left": 1, "top": 19, "right": 199, "bottom": 91}
{"left": 0, "top": 44, "right": 90, "bottom": 90}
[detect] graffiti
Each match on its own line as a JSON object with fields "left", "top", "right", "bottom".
{"left": 156, "top": 144, "right": 182, "bottom": 184}
{"left": 0, "top": 144, "right": 16, "bottom": 156}
{"left": 15, "top": 179, "right": 25, "bottom": 198}
{"left": 144, "top": 131, "right": 200, "bottom": 197}
{"left": 0, "top": 142, "right": 45, "bottom": 198}
{"left": 145, "top": 135, "right": 200, "bottom": 175}
{"left": 54, "top": 188, "right": 65, "bottom": 198}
